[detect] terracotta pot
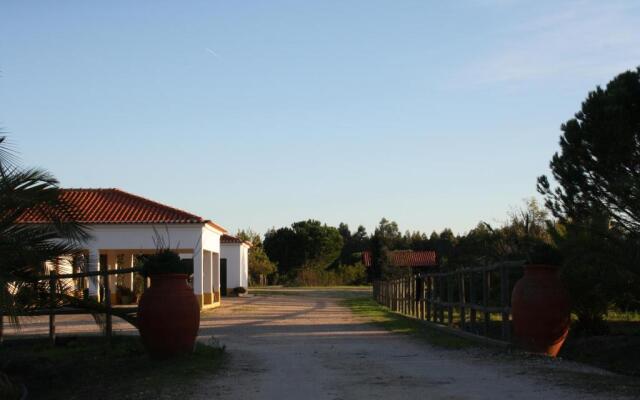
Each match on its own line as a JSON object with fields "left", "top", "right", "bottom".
{"left": 137, "top": 273, "right": 200, "bottom": 358}
{"left": 511, "top": 264, "right": 570, "bottom": 357}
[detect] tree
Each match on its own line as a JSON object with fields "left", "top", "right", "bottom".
{"left": 237, "top": 229, "right": 277, "bottom": 285}
{"left": 549, "top": 216, "right": 624, "bottom": 334}
{"left": 263, "top": 220, "right": 343, "bottom": 277}
{"left": 337, "top": 223, "right": 370, "bottom": 265}
{"left": 537, "top": 67, "right": 640, "bottom": 234}
{"left": 376, "top": 218, "right": 401, "bottom": 248}
{"left": 0, "top": 136, "right": 90, "bottom": 326}
{"left": 369, "top": 230, "right": 390, "bottom": 281}
{"left": 369, "top": 218, "right": 398, "bottom": 280}
{"left": 537, "top": 67, "right": 640, "bottom": 333}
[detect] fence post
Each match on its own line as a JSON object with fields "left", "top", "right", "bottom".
{"left": 418, "top": 276, "right": 422, "bottom": 319}
{"left": 439, "top": 276, "right": 445, "bottom": 323}
{"left": 102, "top": 267, "right": 112, "bottom": 342}
{"left": 426, "top": 276, "right": 432, "bottom": 321}
{"left": 387, "top": 280, "right": 390, "bottom": 308}
{"left": 447, "top": 275, "right": 453, "bottom": 327}
{"left": 469, "top": 271, "right": 477, "bottom": 334}
{"left": 392, "top": 280, "right": 395, "bottom": 311}
{"left": 405, "top": 277, "right": 409, "bottom": 315}
{"left": 483, "top": 270, "right": 490, "bottom": 336}
{"left": 459, "top": 270, "right": 466, "bottom": 331}
{"left": 500, "top": 265, "right": 510, "bottom": 341}
{"left": 49, "top": 272, "right": 56, "bottom": 345}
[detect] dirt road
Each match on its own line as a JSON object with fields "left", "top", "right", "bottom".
{"left": 195, "top": 289, "right": 636, "bottom": 400}
{"left": 4, "top": 289, "right": 636, "bottom": 399}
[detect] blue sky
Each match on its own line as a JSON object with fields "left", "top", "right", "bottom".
{"left": 1, "top": 1, "right": 639, "bottom": 236}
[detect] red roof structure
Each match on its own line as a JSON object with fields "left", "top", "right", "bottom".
{"left": 362, "top": 250, "right": 437, "bottom": 268}
{"left": 221, "top": 234, "right": 252, "bottom": 247}
{"left": 16, "top": 188, "right": 227, "bottom": 232}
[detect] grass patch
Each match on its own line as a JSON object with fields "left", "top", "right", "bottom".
{"left": 251, "top": 286, "right": 371, "bottom": 299}
{"left": 343, "top": 297, "right": 474, "bottom": 349}
{"left": 560, "top": 311, "right": 640, "bottom": 376}
{"left": 1, "top": 335, "right": 226, "bottom": 399}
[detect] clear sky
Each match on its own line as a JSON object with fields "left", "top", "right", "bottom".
{"left": 1, "top": 1, "right": 639, "bottom": 236}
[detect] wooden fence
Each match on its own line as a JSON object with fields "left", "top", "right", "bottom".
{"left": 373, "top": 261, "right": 524, "bottom": 343}
{"left": 0, "top": 267, "right": 143, "bottom": 345}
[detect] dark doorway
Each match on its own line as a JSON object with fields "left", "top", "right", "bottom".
{"left": 99, "top": 254, "right": 108, "bottom": 302}
{"left": 221, "top": 258, "right": 228, "bottom": 296}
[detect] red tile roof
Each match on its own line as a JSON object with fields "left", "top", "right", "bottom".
{"left": 221, "top": 234, "right": 252, "bottom": 247}
{"left": 362, "top": 250, "right": 437, "bottom": 268}
{"left": 16, "top": 188, "right": 227, "bottom": 232}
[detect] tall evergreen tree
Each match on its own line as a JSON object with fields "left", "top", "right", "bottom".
{"left": 537, "top": 67, "right": 640, "bottom": 234}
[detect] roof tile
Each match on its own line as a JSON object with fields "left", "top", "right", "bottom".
{"left": 16, "top": 188, "right": 224, "bottom": 229}
{"left": 362, "top": 250, "right": 437, "bottom": 267}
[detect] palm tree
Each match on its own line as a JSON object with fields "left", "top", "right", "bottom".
{"left": 0, "top": 135, "right": 90, "bottom": 327}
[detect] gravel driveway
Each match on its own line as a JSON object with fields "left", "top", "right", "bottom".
{"left": 4, "top": 289, "right": 637, "bottom": 399}
{"left": 195, "top": 289, "right": 638, "bottom": 400}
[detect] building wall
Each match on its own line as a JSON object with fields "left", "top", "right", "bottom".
{"left": 83, "top": 224, "right": 210, "bottom": 251}
{"left": 220, "top": 243, "right": 250, "bottom": 290}
{"left": 240, "top": 245, "right": 249, "bottom": 288}
{"left": 80, "top": 223, "right": 223, "bottom": 301}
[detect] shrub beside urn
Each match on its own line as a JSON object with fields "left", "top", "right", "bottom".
{"left": 511, "top": 243, "right": 571, "bottom": 357}
{"left": 137, "top": 250, "right": 200, "bottom": 358}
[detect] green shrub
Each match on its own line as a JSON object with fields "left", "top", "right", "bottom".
{"left": 291, "top": 263, "right": 367, "bottom": 286}
{"left": 139, "top": 250, "right": 191, "bottom": 277}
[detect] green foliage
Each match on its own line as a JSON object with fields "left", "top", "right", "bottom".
{"left": 551, "top": 217, "right": 639, "bottom": 334}
{"left": 538, "top": 67, "right": 640, "bottom": 234}
{"left": 237, "top": 229, "right": 277, "bottom": 284}
{"left": 370, "top": 224, "right": 391, "bottom": 280}
{"left": 344, "top": 297, "right": 473, "bottom": 349}
{"left": 139, "top": 249, "right": 191, "bottom": 276}
{"left": 537, "top": 68, "right": 640, "bottom": 333}
{"left": 431, "top": 199, "right": 552, "bottom": 269}
{"left": 0, "top": 135, "right": 90, "bottom": 326}
{"left": 263, "top": 219, "right": 343, "bottom": 276}
{"left": 292, "top": 263, "right": 368, "bottom": 286}
{"left": 0, "top": 336, "right": 225, "bottom": 399}
{"left": 338, "top": 223, "right": 370, "bottom": 265}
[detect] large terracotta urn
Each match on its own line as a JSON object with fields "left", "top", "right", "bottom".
{"left": 138, "top": 273, "right": 200, "bottom": 358}
{"left": 511, "top": 264, "right": 570, "bottom": 357}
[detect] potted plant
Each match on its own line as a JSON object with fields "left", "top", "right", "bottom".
{"left": 116, "top": 285, "right": 134, "bottom": 305}
{"left": 511, "top": 242, "right": 570, "bottom": 357}
{"left": 136, "top": 249, "right": 200, "bottom": 358}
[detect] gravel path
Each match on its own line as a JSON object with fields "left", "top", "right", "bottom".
{"left": 195, "top": 289, "right": 638, "bottom": 400}
{"left": 4, "top": 289, "right": 637, "bottom": 399}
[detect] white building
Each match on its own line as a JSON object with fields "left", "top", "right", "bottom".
{"left": 220, "top": 234, "right": 251, "bottom": 295}
{"left": 18, "top": 188, "right": 228, "bottom": 309}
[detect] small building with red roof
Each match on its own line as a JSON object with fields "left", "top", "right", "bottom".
{"left": 17, "top": 188, "right": 229, "bottom": 309}
{"left": 220, "top": 234, "right": 252, "bottom": 295}
{"left": 362, "top": 249, "right": 438, "bottom": 273}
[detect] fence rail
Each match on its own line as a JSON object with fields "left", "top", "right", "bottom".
{"left": 373, "top": 261, "right": 525, "bottom": 343}
{"left": 1, "top": 267, "right": 144, "bottom": 345}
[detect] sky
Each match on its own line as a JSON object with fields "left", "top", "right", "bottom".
{"left": 1, "top": 1, "right": 639, "bottom": 236}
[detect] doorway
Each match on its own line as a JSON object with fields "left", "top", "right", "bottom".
{"left": 220, "top": 258, "right": 228, "bottom": 296}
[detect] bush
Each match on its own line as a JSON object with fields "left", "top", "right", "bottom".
{"left": 139, "top": 250, "right": 191, "bottom": 277}
{"left": 291, "top": 263, "right": 367, "bottom": 286}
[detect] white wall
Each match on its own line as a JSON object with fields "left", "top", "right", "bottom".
{"left": 79, "top": 223, "right": 223, "bottom": 298}
{"left": 83, "top": 224, "right": 207, "bottom": 251}
{"left": 220, "top": 243, "right": 250, "bottom": 290}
